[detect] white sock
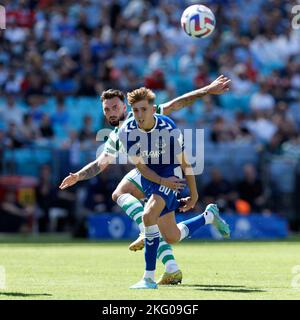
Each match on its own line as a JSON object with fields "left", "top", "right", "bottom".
{"left": 157, "top": 236, "right": 179, "bottom": 273}
{"left": 144, "top": 225, "right": 160, "bottom": 238}
{"left": 165, "top": 260, "right": 179, "bottom": 273}
{"left": 204, "top": 210, "right": 214, "bottom": 224}
{"left": 143, "top": 270, "right": 155, "bottom": 282}
{"left": 177, "top": 222, "right": 189, "bottom": 241}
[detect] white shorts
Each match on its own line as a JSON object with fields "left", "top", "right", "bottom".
{"left": 125, "top": 168, "right": 143, "bottom": 193}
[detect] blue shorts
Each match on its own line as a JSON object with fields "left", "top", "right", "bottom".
{"left": 141, "top": 176, "right": 181, "bottom": 216}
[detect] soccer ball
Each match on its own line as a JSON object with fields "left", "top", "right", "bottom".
{"left": 181, "top": 4, "right": 216, "bottom": 38}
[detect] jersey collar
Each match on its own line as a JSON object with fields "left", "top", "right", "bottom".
{"left": 136, "top": 115, "right": 158, "bottom": 133}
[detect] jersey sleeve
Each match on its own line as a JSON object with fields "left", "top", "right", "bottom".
{"left": 155, "top": 104, "right": 165, "bottom": 115}
{"left": 103, "top": 129, "right": 119, "bottom": 157}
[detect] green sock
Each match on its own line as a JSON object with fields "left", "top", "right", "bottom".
{"left": 157, "top": 237, "right": 179, "bottom": 273}
{"left": 116, "top": 193, "right": 144, "bottom": 232}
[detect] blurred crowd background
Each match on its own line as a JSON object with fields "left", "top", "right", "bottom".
{"left": 0, "top": 0, "right": 300, "bottom": 235}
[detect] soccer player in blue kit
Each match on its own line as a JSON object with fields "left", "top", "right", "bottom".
{"left": 60, "top": 75, "right": 231, "bottom": 286}
{"left": 119, "top": 87, "right": 230, "bottom": 289}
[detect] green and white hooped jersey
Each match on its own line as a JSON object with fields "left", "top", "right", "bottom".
{"left": 103, "top": 104, "right": 165, "bottom": 157}
{"left": 103, "top": 104, "right": 165, "bottom": 193}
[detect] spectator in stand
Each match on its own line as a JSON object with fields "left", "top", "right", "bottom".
{"left": 210, "top": 116, "right": 235, "bottom": 143}
{"left": 272, "top": 101, "right": 298, "bottom": 140}
{"left": 51, "top": 95, "right": 70, "bottom": 128}
{"left": 27, "top": 95, "right": 44, "bottom": 125}
{"left": 0, "top": 95, "right": 24, "bottom": 126}
{"left": 79, "top": 115, "right": 95, "bottom": 144}
{"left": 0, "top": 191, "right": 32, "bottom": 233}
{"left": 83, "top": 173, "right": 115, "bottom": 213}
{"left": 202, "top": 167, "right": 236, "bottom": 212}
{"left": 36, "top": 164, "right": 57, "bottom": 232}
{"left": 179, "top": 44, "right": 203, "bottom": 78}
{"left": 19, "top": 113, "right": 40, "bottom": 144}
{"left": 193, "top": 63, "right": 210, "bottom": 89}
{"left": 22, "top": 73, "right": 48, "bottom": 99}
{"left": 232, "top": 111, "right": 255, "bottom": 144}
{"left": 52, "top": 184, "right": 77, "bottom": 232}
{"left": 246, "top": 110, "right": 277, "bottom": 144}
{"left": 198, "top": 95, "right": 222, "bottom": 126}
{"left": 77, "top": 74, "right": 97, "bottom": 96}
{"left": 230, "top": 63, "right": 254, "bottom": 96}
{"left": 144, "top": 69, "right": 166, "bottom": 90}
{"left": 5, "top": 122, "right": 24, "bottom": 149}
{"left": 40, "top": 114, "right": 54, "bottom": 139}
{"left": 250, "top": 82, "right": 275, "bottom": 113}
{"left": 0, "top": 62, "right": 8, "bottom": 89}
{"left": 236, "top": 163, "right": 266, "bottom": 213}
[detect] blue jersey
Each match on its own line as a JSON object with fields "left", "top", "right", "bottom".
{"left": 119, "top": 114, "right": 184, "bottom": 215}
{"left": 119, "top": 114, "right": 184, "bottom": 176}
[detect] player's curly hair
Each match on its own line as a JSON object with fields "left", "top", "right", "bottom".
{"left": 101, "top": 89, "right": 125, "bottom": 102}
{"left": 127, "top": 87, "right": 156, "bottom": 106}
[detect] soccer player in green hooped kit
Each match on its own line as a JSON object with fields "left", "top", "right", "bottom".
{"left": 59, "top": 75, "right": 231, "bottom": 285}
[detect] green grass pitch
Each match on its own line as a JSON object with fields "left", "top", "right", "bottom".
{"left": 0, "top": 235, "right": 300, "bottom": 300}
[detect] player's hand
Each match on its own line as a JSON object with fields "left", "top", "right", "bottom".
{"left": 161, "top": 176, "right": 186, "bottom": 192}
{"left": 207, "top": 75, "right": 231, "bottom": 95}
{"left": 179, "top": 195, "right": 198, "bottom": 212}
{"left": 59, "top": 172, "right": 79, "bottom": 189}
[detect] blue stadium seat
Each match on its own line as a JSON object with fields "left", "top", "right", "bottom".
{"left": 34, "top": 148, "right": 52, "bottom": 164}
{"left": 53, "top": 124, "right": 69, "bottom": 139}
{"left": 42, "top": 98, "right": 56, "bottom": 114}
{"left": 219, "top": 93, "right": 251, "bottom": 113}
{"left": 14, "top": 148, "right": 38, "bottom": 176}
{"left": 269, "top": 159, "right": 296, "bottom": 193}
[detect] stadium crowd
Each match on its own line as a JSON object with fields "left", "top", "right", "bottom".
{"left": 0, "top": 0, "right": 300, "bottom": 234}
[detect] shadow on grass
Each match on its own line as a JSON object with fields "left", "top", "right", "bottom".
{"left": 0, "top": 292, "right": 52, "bottom": 297}
{"left": 181, "top": 284, "right": 265, "bottom": 293}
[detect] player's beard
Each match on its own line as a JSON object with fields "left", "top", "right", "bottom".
{"left": 108, "top": 113, "right": 126, "bottom": 127}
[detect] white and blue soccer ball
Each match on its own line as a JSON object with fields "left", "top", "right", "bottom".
{"left": 181, "top": 4, "right": 216, "bottom": 38}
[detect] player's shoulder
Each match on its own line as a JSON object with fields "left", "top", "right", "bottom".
{"left": 119, "top": 116, "right": 137, "bottom": 133}
{"left": 156, "top": 114, "right": 177, "bottom": 129}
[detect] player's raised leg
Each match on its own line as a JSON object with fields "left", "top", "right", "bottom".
{"left": 158, "top": 203, "right": 230, "bottom": 245}
{"left": 112, "top": 171, "right": 145, "bottom": 235}
{"left": 177, "top": 203, "right": 230, "bottom": 240}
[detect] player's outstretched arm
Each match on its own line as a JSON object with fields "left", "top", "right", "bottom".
{"left": 59, "top": 152, "right": 114, "bottom": 189}
{"left": 162, "top": 75, "right": 231, "bottom": 115}
{"left": 130, "top": 155, "right": 186, "bottom": 192}
{"left": 177, "top": 152, "right": 199, "bottom": 212}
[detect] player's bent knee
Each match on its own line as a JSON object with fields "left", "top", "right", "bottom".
{"left": 142, "top": 211, "right": 156, "bottom": 226}
{"left": 163, "top": 235, "right": 178, "bottom": 244}
{"left": 112, "top": 189, "right": 120, "bottom": 203}
{"left": 142, "top": 212, "right": 150, "bottom": 225}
